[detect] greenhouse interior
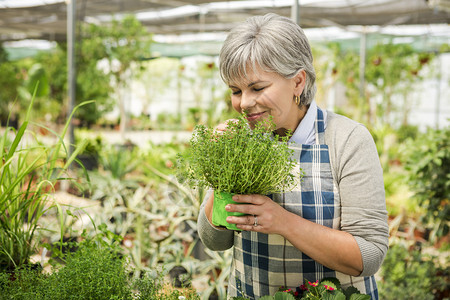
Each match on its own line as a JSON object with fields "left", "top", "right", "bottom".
{"left": 0, "top": 0, "right": 449, "bottom": 299}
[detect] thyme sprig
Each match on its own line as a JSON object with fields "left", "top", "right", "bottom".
{"left": 178, "top": 116, "right": 297, "bottom": 195}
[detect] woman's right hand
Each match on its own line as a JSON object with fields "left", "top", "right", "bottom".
{"left": 214, "top": 119, "right": 239, "bottom": 134}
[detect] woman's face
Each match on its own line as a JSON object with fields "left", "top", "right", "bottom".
{"left": 228, "top": 66, "right": 306, "bottom": 136}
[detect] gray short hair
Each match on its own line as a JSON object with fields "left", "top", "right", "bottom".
{"left": 219, "top": 13, "right": 316, "bottom": 106}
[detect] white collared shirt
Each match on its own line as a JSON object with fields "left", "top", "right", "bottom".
{"left": 289, "top": 100, "right": 327, "bottom": 145}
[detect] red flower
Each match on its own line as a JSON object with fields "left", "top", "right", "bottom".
{"left": 308, "top": 280, "right": 319, "bottom": 287}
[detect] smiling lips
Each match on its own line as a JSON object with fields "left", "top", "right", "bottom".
{"left": 246, "top": 111, "right": 266, "bottom": 121}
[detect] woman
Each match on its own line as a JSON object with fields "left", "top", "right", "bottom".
{"left": 197, "top": 13, "right": 388, "bottom": 299}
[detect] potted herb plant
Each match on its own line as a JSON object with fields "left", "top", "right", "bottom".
{"left": 178, "top": 116, "right": 297, "bottom": 230}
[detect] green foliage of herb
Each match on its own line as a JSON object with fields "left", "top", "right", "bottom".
{"left": 378, "top": 243, "right": 448, "bottom": 300}
{"left": 0, "top": 228, "right": 131, "bottom": 300}
{"left": 0, "top": 266, "right": 49, "bottom": 300}
{"left": 179, "top": 116, "right": 297, "bottom": 195}
{"left": 0, "top": 226, "right": 200, "bottom": 300}
{"left": 47, "top": 246, "right": 131, "bottom": 299}
{"left": 402, "top": 127, "right": 449, "bottom": 239}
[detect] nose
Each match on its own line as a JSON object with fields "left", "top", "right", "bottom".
{"left": 240, "top": 91, "right": 256, "bottom": 111}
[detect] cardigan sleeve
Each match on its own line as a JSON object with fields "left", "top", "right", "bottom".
{"left": 326, "top": 113, "right": 389, "bottom": 277}
{"left": 198, "top": 190, "right": 234, "bottom": 251}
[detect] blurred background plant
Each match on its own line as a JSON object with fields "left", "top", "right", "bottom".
{"left": 402, "top": 127, "right": 449, "bottom": 242}
{"left": 378, "top": 242, "right": 449, "bottom": 300}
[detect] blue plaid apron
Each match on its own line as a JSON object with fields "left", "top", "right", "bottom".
{"left": 228, "top": 108, "right": 378, "bottom": 299}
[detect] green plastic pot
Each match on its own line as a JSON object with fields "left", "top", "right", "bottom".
{"left": 212, "top": 191, "right": 247, "bottom": 231}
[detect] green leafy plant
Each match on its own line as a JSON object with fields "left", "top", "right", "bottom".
{"left": 233, "top": 278, "right": 371, "bottom": 300}
{"left": 402, "top": 127, "right": 449, "bottom": 240}
{"left": 294, "top": 278, "right": 370, "bottom": 300}
{"left": 178, "top": 115, "right": 297, "bottom": 195}
{"left": 0, "top": 97, "right": 91, "bottom": 272}
{"left": 378, "top": 243, "right": 448, "bottom": 300}
{"left": 259, "top": 292, "right": 296, "bottom": 300}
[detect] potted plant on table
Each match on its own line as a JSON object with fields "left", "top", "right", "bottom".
{"left": 178, "top": 116, "right": 298, "bottom": 230}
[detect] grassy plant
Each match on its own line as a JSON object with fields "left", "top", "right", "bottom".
{"left": 178, "top": 115, "right": 297, "bottom": 195}
{"left": 0, "top": 98, "right": 92, "bottom": 272}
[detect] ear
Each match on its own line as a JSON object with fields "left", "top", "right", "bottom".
{"left": 293, "top": 70, "right": 306, "bottom": 96}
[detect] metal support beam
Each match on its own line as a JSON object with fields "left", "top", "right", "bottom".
{"left": 359, "top": 30, "right": 367, "bottom": 100}
{"left": 291, "top": 0, "right": 300, "bottom": 24}
{"left": 67, "top": 0, "right": 76, "bottom": 157}
{"left": 435, "top": 53, "right": 442, "bottom": 129}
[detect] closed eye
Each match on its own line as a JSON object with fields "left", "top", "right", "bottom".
{"left": 231, "top": 90, "right": 241, "bottom": 95}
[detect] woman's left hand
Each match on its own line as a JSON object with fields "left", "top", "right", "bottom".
{"left": 225, "top": 194, "right": 287, "bottom": 234}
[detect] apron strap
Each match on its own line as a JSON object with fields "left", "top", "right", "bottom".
{"left": 315, "top": 107, "right": 325, "bottom": 144}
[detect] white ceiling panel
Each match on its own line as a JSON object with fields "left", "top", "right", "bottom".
{"left": 0, "top": 0, "right": 448, "bottom": 41}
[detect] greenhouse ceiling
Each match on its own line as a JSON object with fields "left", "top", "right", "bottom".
{"left": 0, "top": 0, "right": 449, "bottom": 42}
